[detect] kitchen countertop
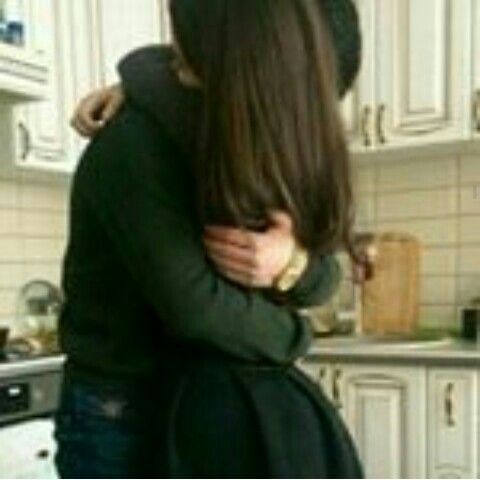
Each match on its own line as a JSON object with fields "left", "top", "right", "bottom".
{"left": 306, "top": 336, "right": 480, "bottom": 366}
{"left": 1, "top": 338, "right": 479, "bottom": 378}
{"left": 0, "top": 354, "right": 66, "bottom": 380}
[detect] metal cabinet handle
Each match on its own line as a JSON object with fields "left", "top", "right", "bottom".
{"left": 18, "top": 122, "right": 31, "bottom": 161}
{"left": 360, "top": 105, "right": 372, "bottom": 147}
{"left": 444, "top": 382, "right": 455, "bottom": 427}
{"left": 376, "top": 104, "right": 387, "bottom": 144}
{"left": 474, "top": 89, "right": 480, "bottom": 133}
{"left": 332, "top": 369, "right": 343, "bottom": 410}
{"left": 36, "top": 449, "right": 50, "bottom": 460}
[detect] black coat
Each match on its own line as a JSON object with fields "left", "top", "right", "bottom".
{"left": 154, "top": 344, "right": 363, "bottom": 478}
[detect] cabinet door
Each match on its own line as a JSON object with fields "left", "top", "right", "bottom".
{"left": 63, "top": 0, "right": 100, "bottom": 169}
{"left": 157, "top": 0, "right": 172, "bottom": 44}
{"left": 337, "top": 364, "right": 426, "bottom": 479}
{"left": 473, "top": 0, "right": 480, "bottom": 138}
{"left": 15, "top": 0, "right": 70, "bottom": 170}
{"left": 94, "top": 0, "right": 162, "bottom": 86}
{"left": 341, "top": 0, "right": 376, "bottom": 152}
{"left": 375, "top": 0, "right": 470, "bottom": 149}
{"left": 427, "top": 369, "right": 478, "bottom": 479}
{"left": 296, "top": 360, "right": 332, "bottom": 397}
{"left": 0, "top": 419, "right": 58, "bottom": 479}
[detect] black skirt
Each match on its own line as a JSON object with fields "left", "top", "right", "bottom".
{"left": 154, "top": 348, "right": 364, "bottom": 479}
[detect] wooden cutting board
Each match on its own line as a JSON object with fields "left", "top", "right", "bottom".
{"left": 361, "top": 232, "right": 421, "bottom": 335}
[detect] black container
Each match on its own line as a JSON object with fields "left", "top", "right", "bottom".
{"left": 461, "top": 308, "right": 480, "bottom": 341}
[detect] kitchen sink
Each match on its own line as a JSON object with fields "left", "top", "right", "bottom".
{"left": 317, "top": 334, "right": 455, "bottom": 350}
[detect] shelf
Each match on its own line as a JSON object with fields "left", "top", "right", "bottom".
{"left": 0, "top": 43, "right": 48, "bottom": 103}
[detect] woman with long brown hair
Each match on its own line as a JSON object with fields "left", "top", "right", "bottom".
{"left": 56, "top": 0, "right": 365, "bottom": 477}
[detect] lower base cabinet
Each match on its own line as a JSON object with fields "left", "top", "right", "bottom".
{"left": 427, "top": 368, "right": 478, "bottom": 479}
{"left": 336, "top": 365, "right": 426, "bottom": 479}
{"left": 0, "top": 419, "right": 57, "bottom": 479}
{"left": 298, "top": 360, "right": 480, "bottom": 479}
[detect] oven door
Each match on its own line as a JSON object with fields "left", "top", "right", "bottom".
{"left": 0, "top": 417, "right": 58, "bottom": 479}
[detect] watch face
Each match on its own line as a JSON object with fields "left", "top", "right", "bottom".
{"left": 278, "top": 272, "right": 297, "bottom": 292}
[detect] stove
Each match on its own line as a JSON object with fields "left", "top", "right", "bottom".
{"left": 0, "top": 348, "right": 64, "bottom": 425}
{"left": 0, "top": 356, "right": 62, "bottom": 479}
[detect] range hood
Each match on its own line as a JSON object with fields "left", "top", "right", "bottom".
{"left": 0, "top": 43, "right": 48, "bottom": 103}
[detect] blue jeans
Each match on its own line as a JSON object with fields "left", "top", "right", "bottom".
{"left": 54, "top": 377, "right": 155, "bottom": 479}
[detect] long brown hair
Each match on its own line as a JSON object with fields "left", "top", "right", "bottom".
{"left": 171, "top": 0, "right": 358, "bottom": 258}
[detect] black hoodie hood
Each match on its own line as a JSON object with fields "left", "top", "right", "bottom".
{"left": 118, "top": 45, "right": 201, "bottom": 154}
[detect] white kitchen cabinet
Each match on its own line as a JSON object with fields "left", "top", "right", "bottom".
{"left": 12, "top": 0, "right": 71, "bottom": 172}
{"left": 0, "top": 0, "right": 48, "bottom": 102}
{"left": 373, "top": 0, "right": 471, "bottom": 149}
{"left": 94, "top": 0, "right": 162, "bottom": 86}
{"left": 473, "top": 0, "right": 480, "bottom": 138}
{"left": 427, "top": 369, "right": 478, "bottom": 479}
{"left": 334, "top": 364, "right": 427, "bottom": 479}
{"left": 299, "top": 359, "right": 428, "bottom": 478}
{"left": 296, "top": 360, "right": 332, "bottom": 397}
{"left": 62, "top": 0, "right": 100, "bottom": 168}
{"left": 0, "top": 0, "right": 168, "bottom": 174}
{"left": 341, "top": 0, "right": 376, "bottom": 152}
{"left": 0, "top": 419, "right": 57, "bottom": 479}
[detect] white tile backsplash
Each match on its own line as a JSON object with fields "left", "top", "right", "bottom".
{"left": 352, "top": 152, "right": 480, "bottom": 330}
{"left": 418, "top": 305, "right": 457, "bottom": 329}
{"left": 460, "top": 155, "right": 480, "bottom": 184}
{"left": 0, "top": 180, "right": 18, "bottom": 208}
{"left": 457, "top": 275, "right": 480, "bottom": 305}
{"left": 377, "top": 218, "right": 457, "bottom": 247}
{"left": 377, "top": 188, "right": 457, "bottom": 221}
{"left": 460, "top": 186, "right": 480, "bottom": 214}
{"left": 421, "top": 247, "right": 457, "bottom": 275}
{"left": 0, "top": 209, "right": 19, "bottom": 235}
{"left": 1, "top": 150, "right": 480, "bottom": 333}
{"left": 420, "top": 276, "right": 456, "bottom": 305}
{"left": 458, "top": 247, "right": 480, "bottom": 274}
{"left": 0, "top": 173, "right": 69, "bottom": 325}
{"left": 459, "top": 216, "right": 480, "bottom": 244}
{"left": 378, "top": 156, "right": 456, "bottom": 192}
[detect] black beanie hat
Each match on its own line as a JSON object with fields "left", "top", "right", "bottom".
{"left": 170, "top": 0, "right": 362, "bottom": 99}
{"left": 321, "top": 0, "right": 362, "bottom": 97}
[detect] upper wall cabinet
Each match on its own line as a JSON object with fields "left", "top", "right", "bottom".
{"left": 0, "top": 43, "right": 47, "bottom": 103}
{"left": 374, "top": 0, "right": 471, "bottom": 149}
{"left": 346, "top": 0, "right": 474, "bottom": 153}
{"left": 94, "top": 0, "right": 163, "bottom": 85}
{"left": 341, "top": 0, "right": 376, "bottom": 151}
{"left": 0, "top": 0, "right": 169, "bottom": 174}
{"left": 14, "top": 0, "right": 71, "bottom": 172}
{"left": 0, "top": 0, "right": 48, "bottom": 103}
{"left": 473, "top": 0, "right": 480, "bottom": 138}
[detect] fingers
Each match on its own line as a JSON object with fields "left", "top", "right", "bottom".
{"left": 203, "top": 230, "right": 270, "bottom": 287}
{"left": 217, "top": 267, "right": 266, "bottom": 288}
{"left": 204, "top": 225, "right": 254, "bottom": 250}
{"left": 70, "top": 84, "right": 125, "bottom": 138}
{"left": 267, "top": 210, "right": 293, "bottom": 232}
{"left": 204, "top": 221, "right": 294, "bottom": 288}
{"left": 99, "top": 85, "right": 125, "bottom": 123}
{"left": 203, "top": 236, "right": 256, "bottom": 268}
{"left": 70, "top": 93, "right": 106, "bottom": 138}
{"left": 209, "top": 254, "right": 268, "bottom": 288}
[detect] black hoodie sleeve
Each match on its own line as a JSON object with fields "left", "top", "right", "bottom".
{"left": 117, "top": 45, "right": 342, "bottom": 309}
{"left": 83, "top": 105, "right": 312, "bottom": 364}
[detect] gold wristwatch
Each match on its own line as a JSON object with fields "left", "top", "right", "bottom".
{"left": 273, "top": 244, "right": 309, "bottom": 292}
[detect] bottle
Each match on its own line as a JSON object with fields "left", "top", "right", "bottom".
{"left": 0, "top": 2, "right": 7, "bottom": 44}
{"left": 6, "top": 20, "right": 24, "bottom": 46}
